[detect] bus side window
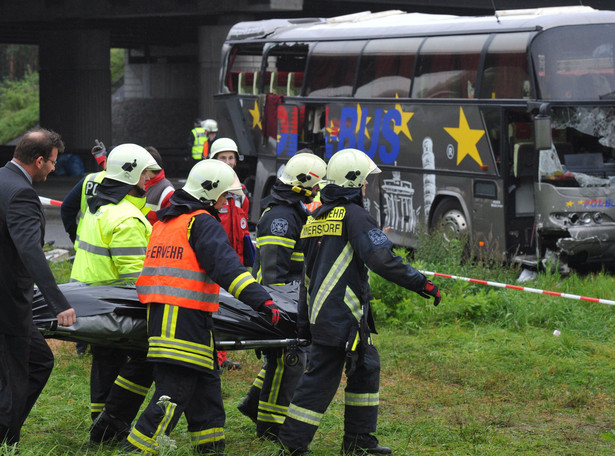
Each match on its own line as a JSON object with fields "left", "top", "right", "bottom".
{"left": 480, "top": 33, "right": 531, "bottom": 99}
{"left": 238, "top": 72, "right": 254, "bottom": 94}
{"left": 287, "top": 72, "right": 304, "bottom": 96}
{"left": 412, "top": 35, "right": 487, "bottom": 99}
{"left": 305, "top": 41, "right": 363, "bottom": 97}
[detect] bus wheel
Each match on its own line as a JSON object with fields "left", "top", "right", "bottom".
{"left": 430, "top": 200, "right": 468, "bottom": 242}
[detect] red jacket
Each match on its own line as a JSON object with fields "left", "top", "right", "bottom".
{"left": 218, "top": 186, "right": 250, "bottom": 265}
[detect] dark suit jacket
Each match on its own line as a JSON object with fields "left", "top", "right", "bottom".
{"left": 0, "top": 161, "right": 71, "bottom": 336}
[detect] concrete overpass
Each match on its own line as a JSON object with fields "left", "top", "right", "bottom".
{"left": 0, "top": 0, "right": 610, "bottom": 173}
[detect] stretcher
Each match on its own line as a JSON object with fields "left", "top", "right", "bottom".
{"left": 33, "top": 281, "right": 306, "bottom": 359}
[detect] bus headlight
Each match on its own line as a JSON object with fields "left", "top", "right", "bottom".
{"left": 581, "top": 213, "right": 593, "bottom": 225}
{"left": 593, "top": 212, "right": 603, "bottom": 224}
{"left": 568, "top": 213, "right": 580, "bottom": 225}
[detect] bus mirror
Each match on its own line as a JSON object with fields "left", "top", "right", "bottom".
{"left": 534, "top": 114, "right": 552, "bottom": 150}
{"left": 534, "top": 105, "right": 552, "bottom": 151}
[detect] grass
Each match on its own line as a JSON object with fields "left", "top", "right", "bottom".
{"left": 11, "top": 237, "right": 615, "bottom": 455}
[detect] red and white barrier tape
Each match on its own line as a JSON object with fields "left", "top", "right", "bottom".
{"left": 39, "top": 196, "right": 62, "bottom": 207}
{"left": 420, "top": 270, "right": 615, "bottom": 307}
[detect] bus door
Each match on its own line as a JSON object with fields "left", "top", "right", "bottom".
{"left": 504, "top": 110, "right": 538, "bottom": 263}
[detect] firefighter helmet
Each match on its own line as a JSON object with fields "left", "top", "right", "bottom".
{"left": 210, "top": 137, "right": 239, "bottom": 160}
{"left": 183, "top": 159, "right": 242, "bottom": 204}
{"left": 326, "top": 148, "right": 381, "bottom": 188}
{"left": 279, "top": 153, "right": 327, "bottom": 189}
{"left": 104, "top": 143, "right": 161, "bottom": 186}
{"left": 202, "top": 119, "right": 218, "bottom": 133}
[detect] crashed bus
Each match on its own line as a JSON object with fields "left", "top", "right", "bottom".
{"left": 215, "top": 6, "right": 615, "bottom": 269}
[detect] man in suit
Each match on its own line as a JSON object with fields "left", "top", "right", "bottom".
{"left": 0, "top": 128, "right": 76, "bottom": 447}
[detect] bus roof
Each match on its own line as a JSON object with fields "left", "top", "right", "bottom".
{"left": 226, "top": 6, "right": 615, "bottom": 43}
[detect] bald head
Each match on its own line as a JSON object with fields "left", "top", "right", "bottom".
{"left": 14, "top": 128, "right": 64, "bottom": 165}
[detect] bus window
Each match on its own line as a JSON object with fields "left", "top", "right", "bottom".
{"left": 305, "top": 41, "right": 364, "bottom": 97}
{"left": 263, "top": 43, "right": 309, "bottom": 95}
{"left": 531, "top": 24, "right": 615, "bottom": 100}
{"left": 223, "top": 44, "right": 264, "bottom": 94}
{"left": 412, "top": 34, "right": 488, "bottom": 99}
{"left": 355, "top": 37, "right": 422, "bottom": 98}
{"left": 480, "top": 32, "right": 532, "bottom": 99}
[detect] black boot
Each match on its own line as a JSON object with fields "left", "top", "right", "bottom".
{"left": 196, "top": 440, "right": 225, "bottom": 455}
{"left": 341, "top": 434, "right": 392, "bottom": 455}
{"left": 279, "top": 446, "right": 310, "bottom": 455}
{"left": 237, "top": 395, "right": 258, "bottom": 423}
{"left": 89, "top": 411, "right": 131, "bottom": 444}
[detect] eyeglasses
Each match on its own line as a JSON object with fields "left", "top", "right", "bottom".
{"left": 43, "top": 157, "right": 57, "bottom": 166}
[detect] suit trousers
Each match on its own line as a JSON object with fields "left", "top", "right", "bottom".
{"left": 0, "top": 323, "right": 54, "bottom": 445}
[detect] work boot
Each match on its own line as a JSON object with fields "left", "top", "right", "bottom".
{"left": 237, "top": 396, "right": 258, "bottom": 423}
{"left": 341, "top": 434, "right": 392, "bottom": 455}
{"left": 89, "top": 411, "right": 131, "bottom": 444}
{"left": 221, "top": 359, "right": 241, "bottom": 370}
{"left": 195, "top": 440, "right": 225, "bottom": 455}
{"left": 256, "top": 426, "right": 279, "bottom": 442}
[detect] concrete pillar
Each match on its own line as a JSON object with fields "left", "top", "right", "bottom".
{"left": 39, "top": 29, "right": 111, "bottom": 159}
{"left": 198, "top": 25, "right": 233, "bottom": 120}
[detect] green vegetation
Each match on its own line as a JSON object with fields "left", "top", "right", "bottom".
{"left": 0, "top": 46, "right": 124, "bottom": 145}
{"left": 9, "top": 236, "right": 615, "bottom": 455}
{"left": 0, "top": 71, "right": 39, "bottom": 144}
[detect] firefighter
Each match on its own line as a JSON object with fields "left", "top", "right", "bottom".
{"left": 188, "top": 118, "right": 207, "bottom": 161}
{"left": 278, "top": 148, "right": 442, "bottom": 455}
{"left": 70, "top": 144, "right": 160, "bottom": 441}
{"left": 237, "top": 152, "right": 327, "bottom": 440}
{"left": 125, "top": 159, "right": 281, "bottom": 456}
{"left": 210, "top": 137, "right": 251, "bottom": 370}
{"left": 201, "top": 118, "right": 219, "bottom": 158}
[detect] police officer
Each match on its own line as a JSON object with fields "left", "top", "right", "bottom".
{"left": 278, "top": 148, "right": 442, "bottom": 455}
{"left": 188, "top": 118, "right": 207, "bottom": 161}
{"left": 125, "top": 160, "right": 281, "bottom": 456}
{"left": 70, "top": 144, "right": 161, "bottom": 441}
{"left": 237, "top": 152, "right": 327, "bottom": 440}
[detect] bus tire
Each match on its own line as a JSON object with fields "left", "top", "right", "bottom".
{"left": 430, "top": 199, "right": 468, "bottom": 242}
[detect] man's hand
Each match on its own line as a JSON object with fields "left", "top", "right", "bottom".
{"left": 56, "top": 308, "right": 76, "bottom": 327}
{"left": 262, "top": 299, "right": 280, "bottom": 326}
{"left": 297, "top": 325, "right": 311, "bottom": 343}
{"left": 418, "top": 280, "right": 441, "bottom": 306}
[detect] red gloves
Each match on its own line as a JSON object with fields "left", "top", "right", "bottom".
{"left": 262, "top": 299, "right": 280, "bottom": 326}
{"left": 419, "top": 280, "right": 441, "bottom": 306}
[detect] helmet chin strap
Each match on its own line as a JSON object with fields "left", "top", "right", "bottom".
{"left": 291, "top": 186, "right": 312, "bottom": 197}
{"left": 132, "top": 184, "right": 146, "bottom": 197}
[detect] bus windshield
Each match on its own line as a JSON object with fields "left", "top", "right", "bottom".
{"left": 540, "top": 106, "right": 615, "bottom": 187}
{"left": 531, "top": 24, "right": 615, "bottom": 100}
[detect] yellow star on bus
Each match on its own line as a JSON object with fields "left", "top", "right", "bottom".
{"left": 392, "top": 102, "right": 414, "bottom": 141}
{"left": 566, "top": 200, "right": 574, "bottom": 207}
{"left": 444, "top": 107, "right": 485, "bottom": 166}
{"left": 356, "top": 104, "right": 372, "bottom": 139}
{"left": 249, "top": 100, "right": 262, "bottom": 130}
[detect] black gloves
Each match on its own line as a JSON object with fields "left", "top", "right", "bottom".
{"left": 262, "top": 299, "right": 280, "bottom": 326}
{"left": 418, "top": 279, "right": 441, "bottom": 306}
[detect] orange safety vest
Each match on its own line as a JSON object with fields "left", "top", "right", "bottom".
{"left": 136, "top": 209, "right": 220, "bottom": 312}
{"left": 202, "top": 140, "right": 210, "bottom": 159}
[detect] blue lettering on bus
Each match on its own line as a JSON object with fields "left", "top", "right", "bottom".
{"left": 338, "top": 107, "right": 358, "bottom": 150}
{"left": 380, "top": 109, "right": 400, "bottom": 164}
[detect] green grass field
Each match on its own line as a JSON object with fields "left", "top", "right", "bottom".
{"left": 7, "top": 243, "right": 615, "bottom": 455}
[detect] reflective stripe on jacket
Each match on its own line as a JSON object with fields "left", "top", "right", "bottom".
{"left": 71, "top": 195, "right": 151, "bottom": 283}
{"left": 136, "top": 209, "right": 221, "bottom": 312}
{"left": 191, "top": 127, "right": 207, "bottom": 160}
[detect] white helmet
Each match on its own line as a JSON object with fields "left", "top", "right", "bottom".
{"left": 327, "top": 148, "right": 381, "bottom": 188}
{"left": 183, "top": 159, "right": 242, "bottom": 204}
{"left": 104, "top": 143, "right": 161, "bottom": 186}
{"left": 202, "top": 119, "right": 218, "bottom": 133}
{"left": 210, "top": 137, "right": 239, "bottom": 160}
{"left": 280, "top": 153, "right": 327, "bottom": 189}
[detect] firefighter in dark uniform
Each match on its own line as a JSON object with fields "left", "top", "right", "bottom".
{"left": 278, "top": 148, "right": 442, "bottom": 456}
{"left": 237, "top": 152, "right": 327, "bottom": 439}
{"left": 125, "top": 159, "right": 281, "bottom": 456}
